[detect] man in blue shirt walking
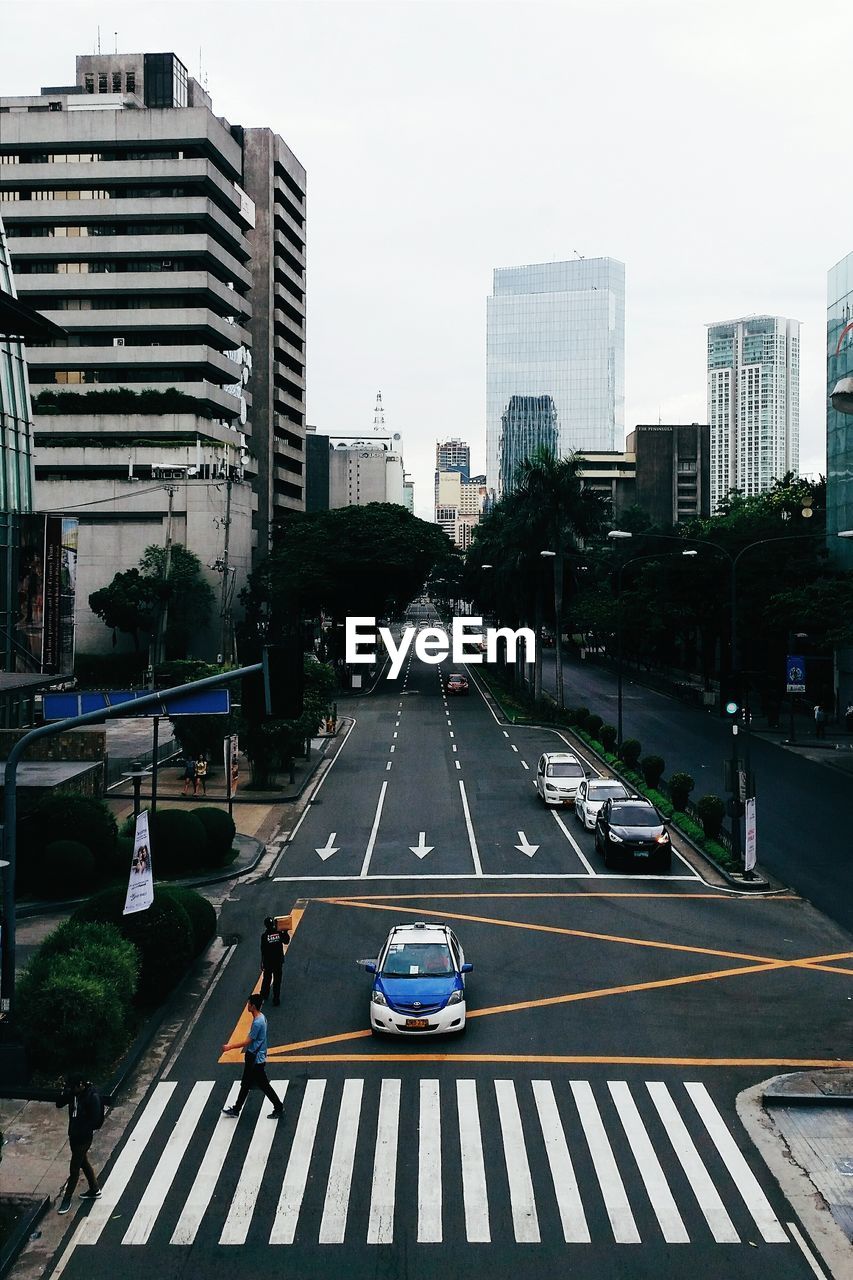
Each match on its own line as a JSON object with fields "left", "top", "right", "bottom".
{"left": 222, "top": 994, "right": 284, "bottom": 1118}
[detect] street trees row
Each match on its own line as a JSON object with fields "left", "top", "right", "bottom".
{"left": 466, "top": 464, "right": 853, "bottom": 713}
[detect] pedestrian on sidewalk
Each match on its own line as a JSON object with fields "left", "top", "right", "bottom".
{"left": 221, "top": 994, "right": 283, "bottom": 1118}
{"left": 260, "top": 914, "right": 290, "bottom": 1006}
{"left": 814, "top": 705, "right": 827, "bottom": 739}
{"left": 181, "top": 755, "right": 196, "bottom": 795}
{"left": 56, "top": 1073, "right": 104, "bottom": 1214}
{"left": 194, "top": 754, "right": 208, "bottom": 796}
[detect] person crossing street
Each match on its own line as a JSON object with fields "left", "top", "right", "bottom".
{"left": 221, "top": 994, "right": 283, "bottom": 1118}
{"left": 260, "top": 914, "right": 289, "bottom": 1007}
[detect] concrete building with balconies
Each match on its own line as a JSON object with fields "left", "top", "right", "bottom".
{"left": 0, "top": 51, "right": 307, "bottom": 660}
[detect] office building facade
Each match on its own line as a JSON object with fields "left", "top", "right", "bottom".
{"left": 707, "top": 315, "right": 799, "bottom": 513}
{"left": 0, "top": 51, "right": 307, "bottom": 658}
{"left": 435, "top": 437, "right": 470, "bottom": 478}
{"left": 327, "top": 438, "right": 405, "bottom": 509}
{"left": 499, "top": 394, "right": 558, "bottom": 494}
{"left": 486, "top": 258, "right": 625, "bottom": 493}
{"left": 827, "top": 253, "right": 853, "bottom": 711}
{"left": 625, "top": 423, "right": 710, "bottom": 525}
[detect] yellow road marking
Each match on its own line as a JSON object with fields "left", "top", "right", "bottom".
{"left": 266, "top": 945, "right": 853, "bottom": 1057}
{"left": 219, "top": 904, "right": 306, "bottom": 1063}
{"left": 263, "top": 1053, "right": 853, "bottom": 1067}
{"left": 322, "top": 896, "right": 791, "bottom": 966}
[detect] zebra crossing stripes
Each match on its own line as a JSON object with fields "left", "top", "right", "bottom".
{"left": 78, "top": 1077, "right": 791, "bottom": 1250}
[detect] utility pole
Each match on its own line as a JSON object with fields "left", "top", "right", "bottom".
{"left": 219, "top": 467, "right": 232, "bottom": 662}
{"left": 156, "top": 485, "right": 175, "bottom": 669}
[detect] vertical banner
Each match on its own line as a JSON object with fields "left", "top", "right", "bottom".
{"left": 224, "top": 734, "right": 239, "bottom": 797}
{"left": 744, "top": 797, "right": 757, "bottom": 871}
{"left": 14, "top": 514, "right": 78, "bottom": 674}
{"left": 123, "top": 810, "right": 154, "bottom": 915}
{"left": 41, "top": 515, "right": 62, "bottom": 673}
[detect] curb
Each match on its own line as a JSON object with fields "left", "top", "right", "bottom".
{"left": 16, "top": 834, "right": 266, "bottom": 920}
{"left": 0, "top": 1196, "right": 49, "bottom": 1280}
{"left": 471, "top": 667, "right": 771, "bottom": 892}
{"left": 764, "top": 1093, "right": 853, "bottom": 1108}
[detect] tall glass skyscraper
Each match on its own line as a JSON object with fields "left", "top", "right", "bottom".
{"left": 499, "top": 395, "right": 558, "bottom": 493}
{"left": 827, "top": 253, "right": 853, "bottom": 711}
{"left": 486, "top": 258, "right": 625, "bottom": 494}
{"left": 706, "top": 315, "right": 800, "bottom": 512}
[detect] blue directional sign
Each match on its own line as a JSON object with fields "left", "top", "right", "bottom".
{"left": 786, "top": 655, "right": 806, "bottom": 694}
{"left": 42, "top": 688, "right": 230, "bottom": 720}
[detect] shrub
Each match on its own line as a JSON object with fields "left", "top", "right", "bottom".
{"left": 41, "top": 840, "right": 95, "bottom": 898}
{"left": 644, "top": 788, "right": 673, "bottom": 819}
{"left": 18, "top": 961, "right": 129, "bottom": 1074}
{"left": 619, "top": 738, "right": 642, "bottom": 768}
{"left": 599, "top": 723, "right": 617, "bottom": 750}
{"left": 157, "top": 885, "right": 217, "bottom": 956}
{"left": 572, "top": 707, "right": 591, "bottom": 728}
{"left": 72, "top": 886, "right": 193, "bottom": 1003}
{"left": 697, "top": 794, "right": 726, "bottom": 839}
{"left": 17, "top": 920, "right": 139, "bottom": 1072}
{"left": 192, "top": 807, "right": 236, "bottom": 864}
{"left": 149, "top": 808, "right": 208, "bottom": 876}
{"left": 641, "top": 755, "right": 666, "bottom": 788}
{"left": 108, "top": 834, "right": 135, "bottom": 880}
{"left": 586, "top": 714, "right": 603, "bottom": 739}
{"left": 668, "top": 771, "right": 695, "bottom": 811}
{"left": 27, "top": 794, "right": 117, "bottom": 871}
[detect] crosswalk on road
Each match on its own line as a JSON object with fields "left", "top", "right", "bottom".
{"left": 69, "top": 1075, "right": 791, "bottom": 1250}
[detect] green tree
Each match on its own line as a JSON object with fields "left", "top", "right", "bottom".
{"left": 89, "top": 568, "right": 159, "bottom": 651}
{"left": 90, "top": 544, "right": 214, "bottom": 658}
{"left": 239, "top": 655, "right": 336, "bottom": 787}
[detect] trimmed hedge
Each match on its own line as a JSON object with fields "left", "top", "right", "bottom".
{"left": 17, "top": 920, "right": 138, "bottom": 1073}
{"left": 42, "top": 840, "right": 96, "bottom": 898}
{"left": 27, "top": 794, "right": 117, "bottom": 870}
{"left": 72, "top": 886, "right": 193, "bottom": 1002}
{"left": 599, "top": 723, "right": 617, "bottom": 751}
{"left": 697, "top": 794, "right": 726, "bottom": 839}
{"left": 149, "top": 808, "right": 208, "bottom": 877}
{"left": 619, "top": 738, "right": 642, "bottom": 768}
{"left": 586, "top": 714, "right": 603, "bottom": 739}
{"left": 668, "top": 771, "right": 695, "bottom": 811}
{"left": 641, "top": 755, "right": 666, "bottom": 788}
{"left": 157, "top": 885, "right": 217, "bottom": 956}
{"left": 191, "top": 807, "right": 236, "bottom": 865}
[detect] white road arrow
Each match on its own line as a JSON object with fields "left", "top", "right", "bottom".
{"left": 409, "top": 832, "right": 434, "bottom": 859}
{"left": 315, "top": 832, "right": 339, "bottom": 861}
{"left": 514, "top": 831, "right": 539, "bottom": 857}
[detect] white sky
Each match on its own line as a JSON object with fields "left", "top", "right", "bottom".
{"left": 5, "top": 0, "right": 852, "bottom": 519}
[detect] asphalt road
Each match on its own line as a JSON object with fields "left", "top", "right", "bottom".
{"left": 540, "top": 650, "right": 853, "bottom": 935}
{"left": 50, "top": 609, "right": 853, "bottom": 1280}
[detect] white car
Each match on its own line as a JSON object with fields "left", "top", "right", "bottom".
{"left": 366, "top": 921, "right": 472, "bottom": 1036}
{"left": 574, "top": 777, "right": 630, "bottom": 829}
{"left": 535, "top": 752, "right": 587, "bottom": 806}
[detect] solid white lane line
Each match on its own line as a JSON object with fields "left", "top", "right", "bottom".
{"left": 521, "top": 760, "right": 529, "bottom": 770}
{"left": 571, "top": 1080, "right": 639, "bottom": 1243}
{"left": 532, "top": 1080, "right": 589, "bottom": 1243}
{"left": 123, "top": 1081, "right": 213, "bottom": 1244}
{"left": 270, "top": 1079, "right": 327, "bottom": 1244}
{"left": 221, "top": 1083, "right": 288, "bottom": 1245}
{"left": 162, "top": 945, "right": 236, "bottom": 1079}
{"left": 647, "top": 1081, "right": 739, "bottom": 1242}
{"left": 684, "top": 1083, "right": 788, "bottom": 1242}
{"left": 281, "top": 718, "right": 357, "bottom": 858}
{"left": 277, "top": 871, "right": 700, "bottom": 881}
{"left": 787, "top": 1222, "right": 828, "bottom": 1278}
{"left": 77, "top": 1082, "right": 175, "bottom": 1244}
{"left": 551, "top": 809, "right": 596, "bottom": 875}
{"left": 457, "top": 1080, "right": 490, "bottom": 1242}
{"left": 360, "top": 781, "right": 388, "bottom": 877}
{"left": 319, "top": 1079, "right": 364, "bottom": 1243}
{"left": 418, "top": 1080, "right": 442, "bottom": 1242}
{"left": 458, "top": 780, "right": 483, "bottom": 875}
{"left": 171, "top": 1083, "right": 241, "bottom": 1244}
{"left": 495, "top": 1080, "right": 540, "bottom": 1242}
{"left": 511, "top": 744, "right": 519, "bottom": 753}
{"left": 367, "top": 1078, "right": 400, "bottom": 1244}
{"left": 608, "top": 1081, "right": 688, "bottom": 1243}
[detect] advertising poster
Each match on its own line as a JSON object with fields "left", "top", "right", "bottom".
{"left": 744, "top": 797, "right": 757, "bottom": 872}
{"left": 15, "top": 514, "right": 78, "bottom": 674}
{"left": 123, "top": 809, "right": 154, "bottom": 915}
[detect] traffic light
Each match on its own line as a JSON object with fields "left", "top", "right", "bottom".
{"left": 720, "top": 674, "right": 742, "bottom": 718}
{"left": 262, "top": 639, "right": 304, "bottom": 719}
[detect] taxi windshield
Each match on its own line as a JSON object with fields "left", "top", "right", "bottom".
{"left": 381, "top": 943, "right": 454, "bottom": 977}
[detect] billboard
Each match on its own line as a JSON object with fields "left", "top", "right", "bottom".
{"left": 15, "top": 514, "right": 77, "bottom": 674}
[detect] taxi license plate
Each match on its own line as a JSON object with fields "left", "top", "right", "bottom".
{"left": 634, "top": 849, "right": 650, "bottom": 857}
{"left": 405, "top": 1018, "right": 429, "bottom": 1028}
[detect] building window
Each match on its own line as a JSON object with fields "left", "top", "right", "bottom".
{"left": 98, "top": 73, "right": 108, "bottom": 93}
{"left": 112, "top": 72, "right": 122, "bottom": 93}
{"left": 84, "top": 74, "right": 94, "bottom": 93}
{"left": 126, "top": 71, "right": 135, "bottom": 93}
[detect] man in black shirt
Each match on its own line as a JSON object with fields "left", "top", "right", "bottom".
{"left": 260, "top": 915, "right": 290, "bottom": 1007}
{"left": 56, "top": 1073, "right": 103, "bottom": 1214}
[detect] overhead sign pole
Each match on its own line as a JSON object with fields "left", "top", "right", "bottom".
{"left": 1, "top": 662, "right": 260, "bottom": 1025}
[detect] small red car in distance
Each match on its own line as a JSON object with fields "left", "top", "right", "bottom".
{"left": 446, "top": 673, "right": 469, "bottom": 695}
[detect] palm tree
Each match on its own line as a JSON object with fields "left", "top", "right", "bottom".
{"left": 513, "top": 450, "right": 607, "bottom": 708}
